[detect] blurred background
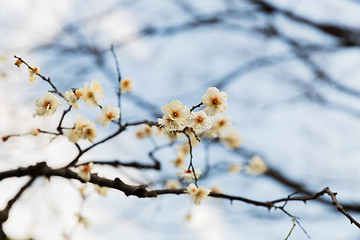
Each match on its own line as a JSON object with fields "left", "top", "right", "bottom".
{"left": 1, "top": 0, "right": 360, "bottom": 239}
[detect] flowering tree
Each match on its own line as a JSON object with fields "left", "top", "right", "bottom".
{"left": 1, "top": 53, "right": 359, "bottom": 240}
{"left": 2, "top": 0, "right": 360, "bottom": 239}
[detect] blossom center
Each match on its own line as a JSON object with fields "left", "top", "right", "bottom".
{"left": 85, "top": 128, "right": 94, "bottom": 136}
{"left": 171, "top": 111, "right": 179, "bottom": 118}
{"left": 212, "top": 97, "right": 220, "bottom": 105}
{"left": 75, "top": 91, "right": 83, "bottom": 99}
{"left": 196, "top": 116, "right": 204, "bottom": 123}
{"left": 87, "top": 91, "right": 94, "bottom": 98}
{"left": 106, "top": 112, "right": 115, "bottom": 120}
{"left": 82, "top": 165, "right": 91, "bottom": 173}
{"left": 218, "top": 120, "right": 225, "bottom": 126}
{"left": 43, "top": 100, "right": 51, "bottom": 110}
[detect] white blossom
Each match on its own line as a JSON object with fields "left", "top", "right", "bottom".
{"left": 211, "top": 115, "right": 232, "bottom": 133}
{"left": 158, "top": 115, "right": 185, "bottom": 132}
{"left": 97, "top": 105, "right": 120, "bottom": 126}
{"left": 201, "top": 87, "right": 227, "bottom": 116}
{"left": 29, "top": 66, "right": 40, "bottom": 85}
{"left": 187, "top": 110, "right": 212, "bottom": 132}
{"left": 33, "top": 92, "right": 62, "bottom": 118}
{"left": 172, "top": 152, "right": 186, "bottom": 168}
{"left": 77, "top": 162, "right": 94, "bottom": 182}
{"left": 186, "top": 183, "right": 210, "bottom": 205}
{"left": 66, "top": 115, "right": 97, "bottom": 143}
{"left": 65, "top": 90, "right": 80, "bottom": 109}
{"left": 165, "top": 179, "right": 181, "bottom": 190}
{"left": 162, "top": 100, "right": 190, "bottom": 124}
{"left": 64, "top": 129, "right": 80, "bottom": 143}
{"left": 177, "top": 166, "right": 201, "bottom": 182}
{"left": 246, "top": 155, "right": 268, "bottom": 175}
{"left": 220, "top": 127, "right": 242, "bottom": 149}
{"left": 120, "top": 78, "right": 134, "bottom": 93}
{"left": 82, "top": 80, "right": 104, "bottom": 107}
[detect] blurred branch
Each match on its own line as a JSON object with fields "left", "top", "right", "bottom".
{"left": 0, "top": 177, "right": 36, "bottom": 239}
{"left": 236, "top": 147, "right": 360, "bottom": 213}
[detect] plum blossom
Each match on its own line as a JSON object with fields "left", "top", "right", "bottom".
{"left": 177, "top": 166, "right": 201, "bottom": 182}
{"left": 158, "top": 100, "right": 190, "bottom": 132}
{"left": 172, "top": 152, "right": 186, "bottom": 168}
{"left": 158, "top": 115, "right": 185, "bottom": 132}
{"left": 65, "top": 90, "right": 80, "bottom": 109}
{"left": 29, "top": 66, "right": 40, "bottom": 84}
{"left": 211, "top": 115, "right": 232, "bottom": 133}
{"left": 220, "top": 127, "right": 242, "bottom": 149}
{"left": 82, "top": 80, "right": 104, "bottom": 107}
{"left": 97, "top": 105, "right": 120, "bottom": 126}
{"left": 120, "top": 78, "right": 134, "bottom": 93}
{"left": 65, "top": 115, "right": 97, "bottom": 143}
{"left": 187, "top": 110, "right": 212, "bottom": 132}
{"left": 165, "top": 179, "right": 181, "bottom": 190}
{"left": 246, "top": 155, "right": 268, "bottom": 175}
{"left": 201, "top": 87, "right": 227, "bottom": 116}
{"left": 77, "top": 162, "right": 94, "bottom": 182}
{"left": 186, "top": 183, "right": 210, "bottom": 205}
{"left": 33, "top": 92, "right": 62, "bottom": 118}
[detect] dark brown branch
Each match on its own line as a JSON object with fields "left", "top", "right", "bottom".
{"left": 56, "top": 105, "right": 72, "bottom": 134}
{"left": 66, "top": 120, "right": 158, "bottom": 168}
{"left": 0, "top": 162, "right": 359, "bottom": 229}
{"left": 324, "top": 188, "right": 360, "bottom": 228}
{"left": 77, "top": 159, "right": 160, "bottom": 170}
{"left": 190, "top": 102, "right": 203, "bottom": 112}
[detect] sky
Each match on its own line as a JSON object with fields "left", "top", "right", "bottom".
{"left": 1, "top": 0, "right": 360, "bottom": 239}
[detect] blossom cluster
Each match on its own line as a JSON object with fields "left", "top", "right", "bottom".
{"left": 13, "top": 58, "right": 267, "bottom": 210}
{"left": 158, "top": 87, "right": 227, "bottom": 133}
{"left": 156, "top": 87, "right": 242, "bottom": 151}
{"left": 30, "top": 77, "right": 127, "bottom": 143}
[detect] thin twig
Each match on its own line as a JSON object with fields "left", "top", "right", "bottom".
{"left": 14, "top": 55, "right": 64, "bottom": 98}
{"left": 110, "top": 45, "right": 123, "bottom": 126}
{"left": 190, "top": 102, "right": 203, "bottom": 112}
